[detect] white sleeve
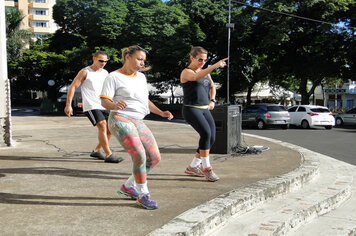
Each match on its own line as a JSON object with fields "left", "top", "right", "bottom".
{"left": 100, "top": 74, "right": 116, "bottom": 101}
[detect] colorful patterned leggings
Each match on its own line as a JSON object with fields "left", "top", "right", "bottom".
{"left": 108, "top": 113, "right": 161, "bottom": 184}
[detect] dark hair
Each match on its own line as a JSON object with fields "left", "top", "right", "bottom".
{"left": 190, "top": 46, "right": 208, "bottom": 58}
{"left": 189, "top": 46, "right": 208, "bottom": 64}
{"left": 121, "top": 45, "right": 150, "bottom": 71}
{"left": 93, "top": 50, "right": 108, "bottom": 58}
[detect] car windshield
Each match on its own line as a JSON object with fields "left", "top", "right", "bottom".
{"left": 267, "top": 106, "right": 286, "bottom": 111}
{"left": 310, "top": 108, "right": 330, "bottom": 113}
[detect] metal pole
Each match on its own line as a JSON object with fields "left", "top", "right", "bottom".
{"left": 227, "top": 0, "right": 231, "bottom": 104}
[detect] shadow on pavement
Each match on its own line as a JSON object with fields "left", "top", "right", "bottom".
{"left": 0, "top": 192, "right": 136, "bottom": 207}
{"left": 0, "top": 167, "right": 129, "bottom": 180}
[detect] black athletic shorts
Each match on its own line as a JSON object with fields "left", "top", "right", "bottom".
{"left": 84, "top": 109, "right": 110, "bottom": 126}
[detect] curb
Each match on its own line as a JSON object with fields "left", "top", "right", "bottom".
{"left": 148, "top": 134, "right": 320, "bottom": 236}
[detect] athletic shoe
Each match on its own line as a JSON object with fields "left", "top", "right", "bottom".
{"left": 136, "top": 194, "right": 158, "bottom": 210}
{"left": 117, "top": 184, "right": 138, "bottom": 200}
{"left": 105, "top": 153, "right": 124, "bottom": 163}
{"left": 90, "top": 150, "right": 106, "bottom": 160}
{"left": 201, "top": 167, "right": 220, "bottom": 182}
{"left": 184, "top": 165, "right": 204, "bottom": 177}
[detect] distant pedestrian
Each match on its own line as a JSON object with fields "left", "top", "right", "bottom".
{"left": 181, "top": 46, "right": 228, "bottom": 182}
{"left": 64, "top": 51, "right": 123, "bottom": 163}
{"left": 100, "top": 45, "right": 173, "bottom": 210}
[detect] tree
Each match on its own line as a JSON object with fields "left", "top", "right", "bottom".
{"left": 119, "top": 0, "right": 204, "bottom": 102}
{"left": 8, "top": 41, "right": 68, "bottom": 101}
{"left": 53, "top": 0, "right": 205, "bottom": 103}
{"left": 53, "top": 0, "right": 128, "bottom": 50}
{"left": 250, "top": 0, "right": 352, "bottom": 104}
{"left": 168, "top": 0, "right": 274, "bottom": 104}
{"left": 5, "top": 8, "right": 32, "bottom": 61}
{"left": 168, "top": 0, "right": 232, "bottom": 101}
{"left": 341, "top": 1, "right": 356, "bottom": 80}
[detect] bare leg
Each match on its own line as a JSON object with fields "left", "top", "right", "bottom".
{"left": 199, "top": 149, "right": 209, "bottom": 157}
{"left": 94, "top": 120, "right": 112, "bottom": 156}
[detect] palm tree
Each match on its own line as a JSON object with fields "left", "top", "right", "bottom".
{"left": 5, "top": 8, "right": 33, "bottom": 61}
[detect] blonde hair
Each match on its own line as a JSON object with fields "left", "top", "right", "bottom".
{"left": 121, "top": 45, "right": 151, "bottom": 71}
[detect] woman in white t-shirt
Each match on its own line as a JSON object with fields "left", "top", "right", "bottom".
{"left": 100, "top": 45, "right": 173, "bottom": 210}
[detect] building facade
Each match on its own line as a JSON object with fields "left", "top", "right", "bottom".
{"left": 5, "top": 0, "right": 57, "bottom": 39}
{"left": 314, "top": 81, "right": 356, "bottom": 110}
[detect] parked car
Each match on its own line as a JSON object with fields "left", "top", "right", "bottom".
{"left": 288, "top": 105, "right": 335, "bottom": 129}
{"left": 335, "top": 108, "right": 356, "bottom": 126}
{"left": 57, "top": 93, "right": 83, "bottom": 115}
{"left": 242, "top": 104, "right": 290, "bottom": 129}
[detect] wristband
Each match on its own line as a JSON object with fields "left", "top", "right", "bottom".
{"left": 210, "top": 99, "right": 217, "bottom": 103}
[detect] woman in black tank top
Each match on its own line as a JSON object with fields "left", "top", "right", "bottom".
{"left": 180, "top": 46, "right": 228, "bottom": 182}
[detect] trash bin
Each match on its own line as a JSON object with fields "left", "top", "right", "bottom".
{"left": 210, "top": 104, "right": 242, "bottom": 154}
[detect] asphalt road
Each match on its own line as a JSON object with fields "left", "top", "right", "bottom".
{"left": 242, "top": 125, "right": 356, "bottom": 166}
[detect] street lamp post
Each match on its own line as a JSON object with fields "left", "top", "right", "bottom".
{"left": 226, "top": 0, "right": 234, "bottom": 104}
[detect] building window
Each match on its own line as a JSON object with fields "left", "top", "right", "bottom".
{"left": 35, "top": 22, "right": 48, "bottom": 27}
{"left": 35, "top": 10, "right": 47, "bottom": 15}
{"left": 346, "top": 100, "right": 354, "bottom": 109}
{"left": 33, "top": 0, "right": 47, "bottom": 3}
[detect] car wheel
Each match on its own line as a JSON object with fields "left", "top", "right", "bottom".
{"left": 336, "top": 118, "right": 343, "bottom": 126}
{"left": 301, "top": 120, "right": 310, "bottom": 129}
{"left": 257, "top": 120, "right": 266, "bottom": 129}
{"left": 325, "top": 125, "right": 333, "bottom": 130}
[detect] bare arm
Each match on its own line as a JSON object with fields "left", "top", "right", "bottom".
{"left": 208, "top": 75, "right": 216, "bottom": 110}
{"left": 64, "top": 69, "right": 87, "bottom": 117}
{"left": 101, "top": 97, "right": 127, "bottom": 110}
{"left": 148, "top": 100, "right": 173, "bottom": 120}
{"left": 180, "top": 58, "right": 228, "bottom": 83}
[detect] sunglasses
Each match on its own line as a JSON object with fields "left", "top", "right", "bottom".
{"left": 195, "top": 57, "right": 208, "bottom": 62}
{"left": 96, "top": 58, "right": 109, "bottom": 63}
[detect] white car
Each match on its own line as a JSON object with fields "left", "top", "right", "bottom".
{"left": 288, "top": 105, "right": 335, "bottom": 129}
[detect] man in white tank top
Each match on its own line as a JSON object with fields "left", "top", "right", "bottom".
{"left": 64, "top": 51, "right": 124, "bottom": 163}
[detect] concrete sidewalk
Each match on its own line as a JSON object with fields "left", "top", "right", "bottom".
{"left": 0, "top": 115, "right": 301, "bottom": 236}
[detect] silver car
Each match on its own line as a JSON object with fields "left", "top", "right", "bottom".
{"left": 242, "top": 104, "right": 290, "bottom": 129}
{"left": 335, "top": 108, "right": 356, "bottom": 126}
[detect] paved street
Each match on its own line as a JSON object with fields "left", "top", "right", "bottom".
{"left": 243, "top": 126, "right": 356, "bottom": 165}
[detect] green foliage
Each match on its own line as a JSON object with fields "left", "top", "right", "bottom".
{"left": 8, "top": 0, "right": 355, "bottom": 106}
{"left": 9, "top": 46, "right": 67, "bottom": 94}
{"left": 5, "top": 8, "right": 33, "bottom": 61}
{"left": 120, "top": 0, "right": 204, "bottom": 96}
{"left": 251, "top": 0, "right": 353, "bottom": 104}
{"left": 8, "top": 37, "right": 72, "bottom": 101}
{"left": 53, "top": 0, "right": 128, "bottom": 49}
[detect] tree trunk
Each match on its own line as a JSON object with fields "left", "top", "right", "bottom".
{"left": 170, "top": 86, "right": 175, "bottom": 104}
{"left": 300, "top": 78, "right": 310, "bottom": 105}
{"left": 246, "top": 84, "right": 253, "bottom": 105}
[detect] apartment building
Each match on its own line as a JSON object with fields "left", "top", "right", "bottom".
{"left": 5, "top": 0, "right": 57, "bottom": 39}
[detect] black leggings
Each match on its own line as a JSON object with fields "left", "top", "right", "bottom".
{"left": 182, "top": 106, "right": 216, "bottom": 152}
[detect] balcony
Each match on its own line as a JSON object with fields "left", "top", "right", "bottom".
{"left": 5, "top": 0, "right": 15, "bottom": 7}
{"left": 30, "top": 14, "right": 50, "bottom": 21}
{"left": 29, "top": 27, "right": 51, "bottom": 33}
{"left": 28, "top": 2, "right": 49, "bottom": 9}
